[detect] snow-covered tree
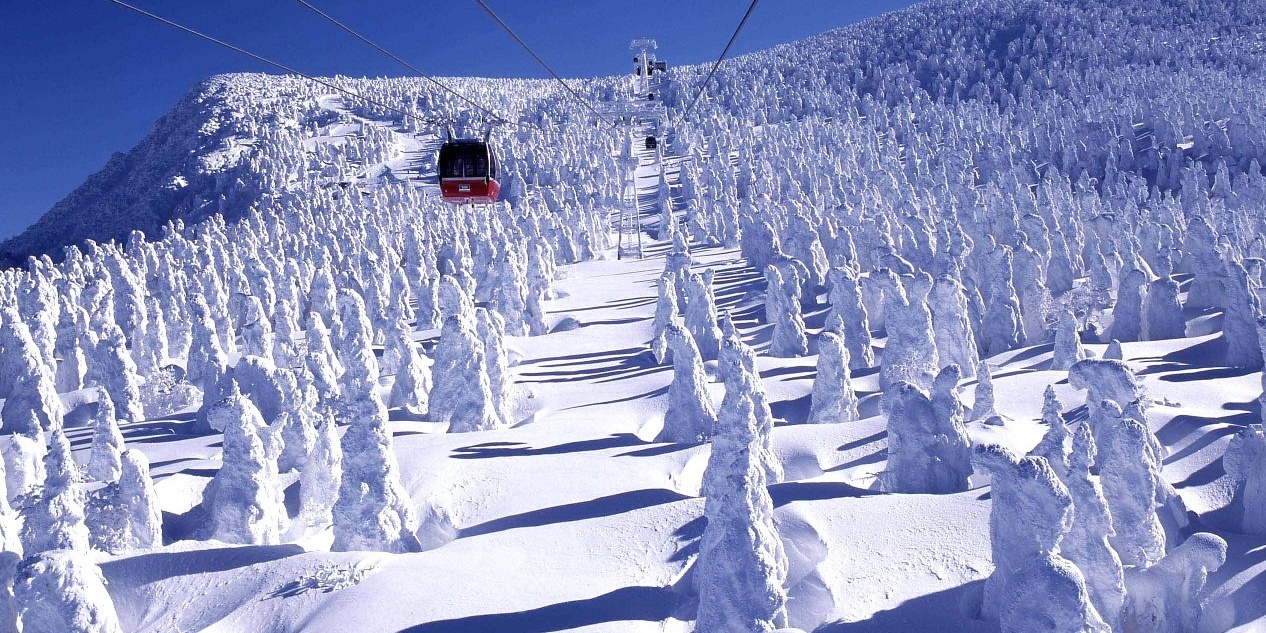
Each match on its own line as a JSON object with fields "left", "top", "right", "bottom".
{"left": 332, "top": 379, "right": 421, "bottom": 553}
{"left": 973, "top": 444, "right": 1103, "bottom": 630}
{"left": 0, "top": 308, "right": 64, "bottom": 434}
{"left": 386, "top": 319, "right": 431, "bottom": 415}
{"left": 475, "top": 308, "right": 512, "bottom": 424}
{"left": 684, "top": 270, "right": 723, "bottom": 361}
{"left": 86, "top": 324, "right": 144, "bottom": 424}
{"left": 335, "top": 288, "right": 380, "bottom": 401}
{"left": 14, "top": 550, "right": 123, "bottom": 633}
{"left": 299, "top": 405, "right": 342, "bottom": 533}
{"left": 430, "top": 306, "right": 501, "bottom": 433}
{"left": 882, "top": 369, "right": 972, "bottom": 494}
{"left": 968, "top": 361, "right": 999, "bottom": 424}
{"left": 1123, "top": 533, "right": 1227, "bottom": 633}
{"left": 1143, "top": 276, "right": 1185, "bottom": 341}
{"left": 808, "top": 332, "right": 858, "bottom": 424}
{"left": 304, "top": 311, "right": 342, "bottom": 404}
{"left": 929, "top": 274, "right": 979, "bottom": 378}
{"left": 1094, "top": 400, "right": 1165, "bottom": 567}
{"left": 764, "top": 265, "right": 808, "bottom": 358}
{"left": 1028, "top": 386, "right": 1070, "bottom": 481}
{"left": 877, "top": 270, "right": 939, "bottom": 391}
{"left": 695, "top": 372, "right": 789, "bottom": 633}
{"left": 1051, "top": 310, "right": 1086, "bottom": 372}
{"left": 657, "top": 322, "right": 717, "bottom": 443}
{"left": 824, "top": 267, "right": 874, "bottom": 370}
{"left": 88, "top": 449, "right": 163, "bottom": 553}
{"left": 4, "top": 431, "right": 45, "bottom": 506}
{"left": 1223, "top": 424, "right": 1266, "bottom": 535}
{"left": 651, "top": 272, "right": 680, "bottom": 363}
{"left": 998, "top": 553, "right": 1110, "bottom": 633}
{"left": 1223, "top": 260, "right": 1263, "bottom": 369}
{"left": 86, "top": 388, "right": 124, "bottom": 483}
{"left": 716, "top": 332, "right": 782, "bottom": 485}
{"left": 203, "top": 386, "right": 287, "bottom": 545}
{"left": 1110, "top": 268, "right": 1148, "bottom": 343}
{"left": 1061, "top": 423, "right": 1125, "bottom": 629}
{"left": 21, "top": 429, "right": 89, "bottom": 555}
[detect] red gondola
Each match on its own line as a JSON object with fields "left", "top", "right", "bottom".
{"left": 438, "top": 138, "right": 501, "bottom": 204}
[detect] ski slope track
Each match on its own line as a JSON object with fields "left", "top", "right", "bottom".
{"left": 3, "top": 0, "right": 1266, "bottom": 631}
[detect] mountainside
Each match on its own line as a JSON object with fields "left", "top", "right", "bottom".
{"left": 1, "top": 0, "right": 1266, "bottom": 631}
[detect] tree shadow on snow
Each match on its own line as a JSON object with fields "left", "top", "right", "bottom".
{"left": 769, "top": 481, "right": 878, "bottom": 507}
{"left": 813, "top": 580, "right": 993, "bottom": 633}
{"left": 450, "top": 434, "right": 644, "bottom": 459}
{"left": 770, "top": 394, "right": 813, "bottom": 425}
{"left": 101, "top": 543, "right": 305, "bottom": 586}
{"left": 458, "top": 488, "right": 691, "bottom": 539}
{"left": 397, "top": 585, "right": 681, "bottom": 633}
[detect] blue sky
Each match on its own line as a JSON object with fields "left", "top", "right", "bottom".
{"left": 0, "top": 0, "right": 917, "bottom": 240}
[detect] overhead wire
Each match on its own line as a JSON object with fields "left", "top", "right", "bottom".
{"left": 471, "top": 0, "right": 620, "bottom": 134}
{"left": 675, "top": 0, "right": 761, "bottom": 126}
{"left": 100, "top": 0, "right": 443, "bottom": 127}
{"left": 290, "top": 0, "right": 509, "bottom": 126}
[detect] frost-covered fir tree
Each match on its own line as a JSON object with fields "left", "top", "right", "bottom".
{"left": 982, "top": 246, "right": 1025, "bottom": 356}
{"left": 973, "top": 444, "right": 1105, "bottom": 630}
{"left": 386, "top": 318, "right": 432, "bottom": 415}
{"left": 808, "top": 332, "right": 859, "bottom": 424}
{"left": 1123, "top": 532, "right": 1227, "bottom": 633}
{"left": 1050, "top": 310, "right": 1087, "bottom": 371}
{"left": 1143, "top": 275, "right": 1185, "bottom": 341}
{"left": 0, "top": 308, "right": 64, "bottom": 434}
{"left": 1094, "top": 400, "right": 1165, "bottom": 567}
{"left": 53, "top": 299, "right": 88, "bottom": 394}
{"left": 203, "top": 386, "right": 287, "bottom": 545}
{"left": 475, "top": 308, "right": 513, "bottom": 424}
{"left": 651, "top": 271, "right": 679, "bottom": 363}
{"left": 657, "top": 322, "right": 717, "bottom": 443}
{"left": 4, "top": 431, "right": 45, "bottom": 506}
{"left": 86, "top": 323, "right": 144, "bottom": 424}
{"left": 335, "top": 288, "right": 380, "bottom": 401}
{"left": 88, "top": 448, "right": 163, "bottom": 553}
{"left": 882, "top": 369, "right": 972, "bottom": 494}
{"left": 999, "top": 554, "right": 1109, "bottom": 633}
{"left": 430, "top": 300, "right": 501, "bottom": 433}
{"left": 21, "top": 429, "right": 89, "bottom": 555}
{"left": 684, "top": 270, "right": 723, "bottom": 361}
{"left": 332, "top": 377, "right": 421, "bottom": 553}
{"left": 1223, "top": 425, "right": 1266, "bottom": 535}
{"left": 86, "top": 388, "right": 124, "bottom": 483}
{"left": 299, "top": 405, "right": 342, "bottom": 533}
{"left": 305, "top": 311, "right": 343, "bottom": 404}
{"left": 764, "top": 265, "right": 808, "bottom": 358}
{"left": 968, "top": 361, "right": 999, "bottom": 424}
{"left": 929, "top": 274, "right": 979, "bottom": 378}
{"left": 695, "top": 382, "right": 789, "bottom": 633}
{"left": 0, "top": 457, "right": 18, "bottom": 556}
{"left": 1110, "top": 268, "right": 1148, "bottom": 343}
{"left": 1061, "top": 423, "right": 1125, "bottom": 629}
{"left": 877, "top": 270, "right": 939, "bottom": 391}
{"left": 824, "top": 267, "right": 874, "bottom": 370}
{"left": 0, "top": 551, "right": 16, "bottom": 633}
{"left": 715, "top": 332, "right": 782, "bottom": 485}
{"left": 114, "top": 449, "right": 162, "bottom": 550}
{"left": 1027, "top": 386, "right": 1070, "bottom": 481}
{"left": 14, "top": 550, "right": 123, "bottom": 633}
{"left": 1223, "top": 260, "right": 1263, "bottom": 369}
